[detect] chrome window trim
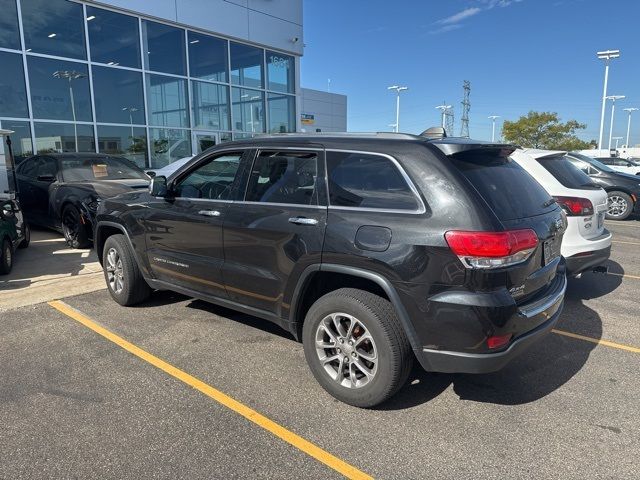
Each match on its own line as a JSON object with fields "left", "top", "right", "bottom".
{"left": 324, "top": 149, "right": 427, "bottom": 215}
{"left": 233, "top": 201, "right": 325, "bottom": 210}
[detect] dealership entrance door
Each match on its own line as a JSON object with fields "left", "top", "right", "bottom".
{"left": 192, "top": 132, "right": 219, "bottom": 154}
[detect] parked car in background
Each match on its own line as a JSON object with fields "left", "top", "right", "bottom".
{"left": 146, "top": 156, "right": 194, "bottom": 179}
{"left": 595, "top": 157, "right": 640, "bottom": 175}
{"left": 511, "top": 149, "right": 611, "bottom": 275}
{"left": 566, "top": 153, "right": 640, "bottom": 220}
{"left": 16, "top": 153, "right": 149, "bottom": 248}
{"left": 0, "top": 198, "right": 29, "bottom": 274}
{"left": 95, "top": 131, "right": 567, "bottom": 407}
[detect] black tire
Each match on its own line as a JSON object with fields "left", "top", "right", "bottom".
{"left": 302, "top": 288, "right": 413, "bottom": 408}
{"left": 61, "top": 204, "right": 90, "bottom": 248}
{"left": 102, "top": 234, "right": 151, "bottom": 306}
{"left": 18, "top": 223, "right": 30, "bottom": 249}
{"left": 606, "top": 191, "right": 633, "bottom": 220}
{"left": 0, "top": 238, "right": 13, "bottom": 275}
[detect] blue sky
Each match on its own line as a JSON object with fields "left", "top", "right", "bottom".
{"left": 301, "top": 0, "right": 639, "bottom": 143}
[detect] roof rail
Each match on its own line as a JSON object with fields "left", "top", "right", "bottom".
{"left": 420, "top": 127, "right": 447, "bottom": 139}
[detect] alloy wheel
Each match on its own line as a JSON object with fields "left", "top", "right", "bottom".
{"left": 315, "top": 312, "right": 378, "bottom": 388}
{"left": 607, "top": 195, "right": 628, "bottom": 218}
{"left": 106, "top": 247, "right": 124, "bottom": 294}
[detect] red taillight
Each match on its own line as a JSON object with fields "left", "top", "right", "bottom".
{"left": 445, "top": 229, "right": 538, "bottom": 269}
{"left": 553, "top": 196, "right": 594, "bottom": 216}
{"left": 487, "top": 333, "right": 512, "bottom": 349}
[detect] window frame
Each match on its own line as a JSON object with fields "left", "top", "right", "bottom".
{"left": 169, "top": 148, "right": 248, "bottom": 201}
{"left": 324, "top": 149, "right": 426, "bottom": 214}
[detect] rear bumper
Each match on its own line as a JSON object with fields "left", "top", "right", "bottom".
{"left": 565, "top": 245, "right": 611, "bottom": 276}
{"left": 415, "top": 272, "right": 567, "bottom": 374}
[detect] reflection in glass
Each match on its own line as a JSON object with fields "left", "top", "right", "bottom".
{"left": 22, "top": 0, "right": 86, "bottom": 59}
{"left": 34, "top": 122, "right": 95, "bottom": 154}
{"left": 230, "top": 42, "right": 263, "bottom": 88}
{"left": 266, "top": 51, "right": 294, "bottom": 93}
{"left": 0, "top": 52, "right": 29, "bottom": 118}
{"left": 268, "top": 94, "right": 295, "bottom": 133}
{"left": 0, "top": 0, "right": 20, "bottom": 50}
{"left": 97, "top": 125, "right": 148, "bottom": 168}
{"left": 28, "top": 56, "right": 92, "bottom": 122}
{"left": 0, "top": 120, "right": 33, "bottom": 163}
{"left": 188, "top": 32, "right": 228, "bottom": 82}
{"left": 146, "top": 74, "right": 189, "bottom": 128}
{"left": 87, "top": 6, "right": 141, "bottom": 68}
{"left": 142, "top": 20, "right": 186, "bottom": 75}
{"left": 192, "top": 81, "right": 229, "bottom": 131}
{"left": 232, "top": 88, "right": 264, "bottom": 133}
{"left": 149, "top": 128, "right": 191, "bottom": 168}
{"left": 93, "top": 66, "right": 145, "bottom": 124}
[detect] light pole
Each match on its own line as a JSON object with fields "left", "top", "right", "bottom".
{"left": 612, "top": 136, "right": 623, "bottom": 149}
{"left": 122, "top": 107, "right": 139, "bottom": 139}
{"left": 606, "top": 95, "right": 625, "bottom": 151}
{"left": 387, "top": 85, "right": 408, "bottom": 133}
{"left": 53, "top": 70, "right": 86, "bottom": 152}
{"left": 435, "top": 104, "right": 451, "bottom": 129}
{"left": 597, "top": 50, "right": 620, "bottom": 152}
{"left": 623, "top": 107, "right": 638, "bottom": 147}
{"left": 488, "top": 115, "right": 500, "bottom": 142}
{"left": 241, "top": 94, "right": 260, "bottom": 133}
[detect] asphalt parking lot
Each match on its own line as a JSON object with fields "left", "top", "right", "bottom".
{"left": 1, "top": 221, "right": 639, "bottom": 479}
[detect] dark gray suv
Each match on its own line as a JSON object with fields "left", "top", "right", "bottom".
{"left": 95, "top": 132, "right": 567, "bottom": 407}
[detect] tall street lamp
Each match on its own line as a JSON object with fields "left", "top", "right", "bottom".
{"left": 53, "top": 70, "right": 86, "bottom": 153}
{"left": 488, "top": 115, "right": 500, "bottom": 142}
{"left": 241, "top": 94, "right": 260, "bottom": 133}
{"left": 435, "top": 104, "right": 451, "bottom": 129}
{"left": 387, "top": 85, "right": 408, "bottom": 133}
{"left": 606, "top": 95, "right": 625, "bottom": 151}
{"left": 612, "top": 136, "right": 623, "bottom": 150}
{"left": 623, "top": 107, "right": 638, "bottom": 147}
{"left": 122, "top": 107, "right": 139, "bottom": 139}
{"left": 596, "top": 50, "right": 620, "bottom": 152}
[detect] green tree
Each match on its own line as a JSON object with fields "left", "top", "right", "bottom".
{"left": 502, "top": 111, "right": 593, "bottom": 150}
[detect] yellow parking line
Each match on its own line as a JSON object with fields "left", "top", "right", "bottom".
{"left": 612, "top": 240, "right": 640, "bottom": 246}
{"left": 607, "top": 272, "right": 640, "bottom": 280}
{"left": 605, "top": 221, "right": 640, "bottom": 228}
{"left": 48, "top": 300, "right": 372, "bottom": 480}
{"left": 552, "top": 329, "right": 640, "bottom": 354}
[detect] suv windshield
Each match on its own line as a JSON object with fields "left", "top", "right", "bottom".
{"left": 536, "top": 154, "right": 600, "bottom": 189}
{"left": 61, "top": 156, "right": 148, "bottom": 182}
{"left": 449, "top": 151, "right": 555, "bottom": 221}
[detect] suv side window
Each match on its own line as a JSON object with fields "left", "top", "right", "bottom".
{"left": 18, "top": 157, "right": 39, "bottom": 178}
{"left": 36, "top": 157, "right": 58, "bottom": 178}
{"left": 245, "top": 150, "right": 319, "bottom": 206}
{"left": 326, "top": 151, "right": 419, "bottom": 210}
{"left": 173, "top": 152, "right": 242, "bottom": 200}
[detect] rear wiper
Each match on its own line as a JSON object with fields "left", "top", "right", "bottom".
{"left": 541, "top": 198, "right": 556, "bottom": 208}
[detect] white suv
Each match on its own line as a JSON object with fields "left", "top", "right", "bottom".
{"left": 511, "top": 149, "right": 612, "bottom": 276}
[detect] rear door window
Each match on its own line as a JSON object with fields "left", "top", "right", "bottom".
{"left": 326, "top": 151, "right": 420, "bottom": 211}
{"left": 536, "top": 155, "right": 600, "bottom": 190}
{"left": 449, "top": 152, "right": 554, "bottom": 221}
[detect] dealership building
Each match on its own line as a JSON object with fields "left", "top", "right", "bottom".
{"left": 0, "top": 0, "right": 346, "bottom": 169}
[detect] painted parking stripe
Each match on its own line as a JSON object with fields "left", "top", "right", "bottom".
{"left": 605, "top": 221, "right": 640, "bottom": 228}
{"left": 607, "top": 272, "right": 640, "bottom": 280}
{"left": 552, "top": 329, "right": 640, "bottom": 354}
{"left": 48, "top": 300, "right": 372, "bottom": 480}
{"left": 612, "top": 240, "right": 640, "bottom": 246}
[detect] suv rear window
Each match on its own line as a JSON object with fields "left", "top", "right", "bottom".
{"left": 536, "top": 154, "right": 600, "bottom": 190}
{"left": 327, "top": 151, "right": 420, "bottom": 210}
{"left": 449, "top": 152, "right": 554, "bottom": 221}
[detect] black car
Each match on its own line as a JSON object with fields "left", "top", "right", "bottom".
{"left": 95, "top": 132, "right": 567, "bottom": 407}
{"left": 566, "top": 152, "right": 640, "bottom": 220}
{"left": 16, "top": 153, "right": 149, "bottom": 248}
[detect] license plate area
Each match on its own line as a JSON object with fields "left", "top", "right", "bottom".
{"left": 543, "top": 238, "right": 561, "bottom": 266}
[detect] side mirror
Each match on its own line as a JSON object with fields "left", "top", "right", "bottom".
{"left": 150, "top": 175, "right": 169, "bottom": 197}
{"left": 37, "top": 174, "right": 56, "bottom": 182}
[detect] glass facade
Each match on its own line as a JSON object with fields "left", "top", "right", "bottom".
{"left": 0, "top": 0, "right": 298, "bottom": 167}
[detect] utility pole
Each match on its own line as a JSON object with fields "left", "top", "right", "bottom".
{"left": 623, "top": 107, "right": 638, "bottom": 147}
{"left": 387, "top": 85, "right": 408, "bottom": 133}
{"left": 460, "top": 80, "right": 471, "bottom": 138}
{"left": 597, "top": 50, "right": 620, "bottom": 152}
{"left": 488, "top": 115, "right": 500, "bottom": 142}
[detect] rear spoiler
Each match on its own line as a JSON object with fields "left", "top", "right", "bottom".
{"left": 428, "top": 139, "right": 518, "bottom": 158}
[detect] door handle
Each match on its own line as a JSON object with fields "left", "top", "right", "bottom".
{"left": 288, "top": 216, "right": 318, "bottom": 226}
{"left": 198, "top": 210, "right": 221, "bottom": 217}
